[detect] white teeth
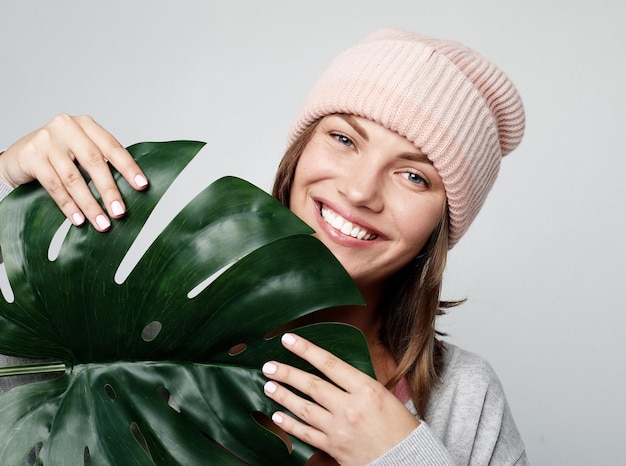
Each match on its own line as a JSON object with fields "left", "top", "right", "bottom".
{"left": 320, "top": 206, "right": 378, "bottom": 240}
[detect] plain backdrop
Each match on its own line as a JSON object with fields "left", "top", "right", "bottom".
{"left": 2, "top": 1, "right": 625, "bottom": 464}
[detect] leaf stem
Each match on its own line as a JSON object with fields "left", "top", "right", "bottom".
{"left": 0, "top": 362, "right": 65, "bottom": 377}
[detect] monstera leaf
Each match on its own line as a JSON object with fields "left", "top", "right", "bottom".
{"left": 0, "top": 141, "right": 371, "bottom": 465}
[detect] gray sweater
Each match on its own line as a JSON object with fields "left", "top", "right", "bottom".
{"left": 0, "top": 179, "right": 527, "bottom": 464}
{"left": 370, "top": 343, "right": 528, "bottom": 465}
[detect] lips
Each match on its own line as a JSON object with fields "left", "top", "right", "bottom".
{"left": 320, "top": 205, "right": 378, "bottom": 240}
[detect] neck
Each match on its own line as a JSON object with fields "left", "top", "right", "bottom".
{"left": 295, "top": 283, "right": 398, "bottom": 384}
{"left": 309, "top": 303, "right": 381, "bottom": 344}
{"left": 312, "top": 278, "right": 385, "bottom": 340}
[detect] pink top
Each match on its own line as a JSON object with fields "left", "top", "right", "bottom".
{"left": 393, "top": 377, "right": 411, "bottom": 405}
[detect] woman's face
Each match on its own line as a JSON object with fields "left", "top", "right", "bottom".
{"left": 289, "top": 115, "right": 446, "bottom": 289}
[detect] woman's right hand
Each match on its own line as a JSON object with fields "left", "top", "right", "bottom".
{"left": 0, "top": 114, "right": 148, "bottom": 231}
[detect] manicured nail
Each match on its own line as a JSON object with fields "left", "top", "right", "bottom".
{"left": 262, "top": 362, "right": 277, "bottom": 375}
{"left": 282, "top": 333, "right": 296, "bottom": 346}
{"left": 135, "top": 174, "right": 148, "bottom": 188}
{"left": 272, "top": 412, "right": 283, "bottom": 424}
{"left": 72, "top": 212, "right": 85, "bottom": 226}
{"left": 261, "top": 362, "right": 278, "bottom": 375}
{"left": 264, "top": 381, "right": 277, "bottom": 394}
{"left": 111, "top": 200, "right": 125, "bottom": 216}
{"left": 96, "top": 215, "right": 111, "bottom": 231}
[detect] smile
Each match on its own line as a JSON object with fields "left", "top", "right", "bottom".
{"left": 320, "top": 206, "right": 378, "bottom": 240}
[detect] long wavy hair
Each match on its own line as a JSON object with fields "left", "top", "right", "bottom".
{"left": 272, "top": 117, "right": 459, "bottom": 417}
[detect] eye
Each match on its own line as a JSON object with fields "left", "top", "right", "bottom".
{"left": 403, "top": 172, "right": 429, "bottom": 187}
{"left": 330, "top": 132, "right": 355, "bottom": 148}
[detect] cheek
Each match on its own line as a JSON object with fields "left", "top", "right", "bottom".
{"left": 290, "top": 150, "right": 310, "bottom": 191}
{"left": 288, "top": 147, "right": 328, "bottom": 204}
{"left": 289, "top": 163, "right": 307, "bottom": 206}
{"left": 292, "top": 137, "right": 340, "bottom": 182}
{"left": 396, "top": 201, "right": 445, "bottom": 250}
{"left": 288, "top": 161, "right": 316, "bottom": 221}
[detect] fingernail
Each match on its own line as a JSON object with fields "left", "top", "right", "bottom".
{"left": 262, "top": 362, "right": 277, "bottom": 375}
{"left": 272, "top": 412, "right": 283, "bottom": 424}
{"left": 264, "top": 381, "right": 277, "bottom": 394}
{"left": 72, "top": 212, "right": 85, "bottom": 226}
{"left": 282, "top": 333, "right": 296, "bottom": 346}
{"left": 111, "top": 200, "right": 125, "bottom": 216}
{"left": 96, "top": 215, "right": 111, "bottom": 231}
{"left": 135, "top": 174, "right": 148, "bottom": 188}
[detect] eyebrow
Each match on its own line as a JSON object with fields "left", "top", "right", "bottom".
{"left": 336, "top": 114, "right": 432, "bottom": 164}
{"left": 399, "top": 153, "right": 433, "bottom": 165}
{"left": 337, "top": 114, "right": 369, "bottom": 141}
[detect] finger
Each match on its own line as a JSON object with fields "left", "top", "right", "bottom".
{"left": 262, "top": 359, "right": 344, "bottom": 414}
{"left": 58, "top": 118, "right": 127, "bottom": 220}
{"left": 1, "top": 118, "right": 110, "bottom": 230}
{"left": 76, "top": 115, "right": 148, "bottom": 191}
{"left": 27, "top": 159, "right": 88, "bottom": 227}
{"left": 263, "top": 380, "right": 331, "bottom": 440}
{"left": 263, "top": 378, "right": 332, "bottom": 427}
{"left": 269, "top": 410, "right": 328, "bottom": 451}
{"left": 45, "top": 149, "right": 113, "bottom": 231}
{"left": 280, "top": 333, "right": 370, "bottom": 393}
{"left": 42, "top": 114, "right": 121, "bottom": 224}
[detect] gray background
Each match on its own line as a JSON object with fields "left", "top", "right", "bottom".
{"left": 2, "top": 1, "right": 625, "bottom": 464}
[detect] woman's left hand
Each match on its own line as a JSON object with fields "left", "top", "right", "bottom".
{"left": 262, "top": 333, "right": 420, "bottom": 465}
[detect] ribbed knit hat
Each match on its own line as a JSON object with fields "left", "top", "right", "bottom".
{"left": 288, "top": 28, "right": 525, "bottom": 248}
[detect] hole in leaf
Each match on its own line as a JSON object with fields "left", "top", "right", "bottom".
{"left": 200, "top": 431, "right": 249, "bottom": 462}
{"left": 156, "top": 386, "right": 181, "bottom": 413}
{"left": 251, "top": 411, "right": 293, "bottom": 453}
{"left": 141, "top": 321, "right": 162, "bottom": 342}
{"left": 0, "top": 249, "right": 15, "bottom": 303}
{"left": 104, "top": 384, "right": 116, "bottom": 400}
{"left": 84, "top": 446, "right": 91, "bottom": 466}
{"left": 48, "top": 219, "right": 72, "bottom": 261}
{"left": 130, "top": 422, "right": 152, "bottom": 460}
{"left": 24, "top": 441, "right": 42, "bottom": 465}
{"left": 187, "top": 259, "right": 240, "bottom": 299}
{"left": 228, "top": 343, "right": 247, "bottom": 356}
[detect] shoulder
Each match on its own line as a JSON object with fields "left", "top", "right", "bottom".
{"left": 439, "top": 342, "right": 503, "bottom": 391}
{"left": 423, "top": 342, "right": 527, "bottom": 465}
{"left": 426, "top": 342, "right": 508, "bottom": 424}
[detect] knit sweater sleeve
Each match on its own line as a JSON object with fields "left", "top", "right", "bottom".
{"left": 367, "top": 422, "right": 455, "bottom": 465}
{"left": 369, "top": 343, "right": 528, "bottom": 465}
{"left": 0, "top": 178, "right": 13, "bottom": 201}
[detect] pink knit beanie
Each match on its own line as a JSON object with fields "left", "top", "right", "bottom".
{"left": 288, "top": 28, "right": 525, "bottom": 248}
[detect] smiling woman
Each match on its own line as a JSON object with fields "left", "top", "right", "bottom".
{"left": 288, "top": 115, "right": 447, "bottom": 291}
{"left": 269, "top": 28, "right": 526, "bottom": 465}
{"left": 0, "top": 27, "right": 526, "bottom": 465}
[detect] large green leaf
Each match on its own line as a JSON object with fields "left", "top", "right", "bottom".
{"left": 0, "top": 141, "right": 371, "bottom": 465}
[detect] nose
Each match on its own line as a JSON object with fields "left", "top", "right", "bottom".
{"left": 336, "top": 162, "right": 384, "bottom": 212}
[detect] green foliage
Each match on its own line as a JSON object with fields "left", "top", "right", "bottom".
{"left": 0, "top": 141, "right": 371, "bottom": 465}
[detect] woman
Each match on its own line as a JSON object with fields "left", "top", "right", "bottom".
{"left": 0, "top": 29, "right": 527, "bottom": 464}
